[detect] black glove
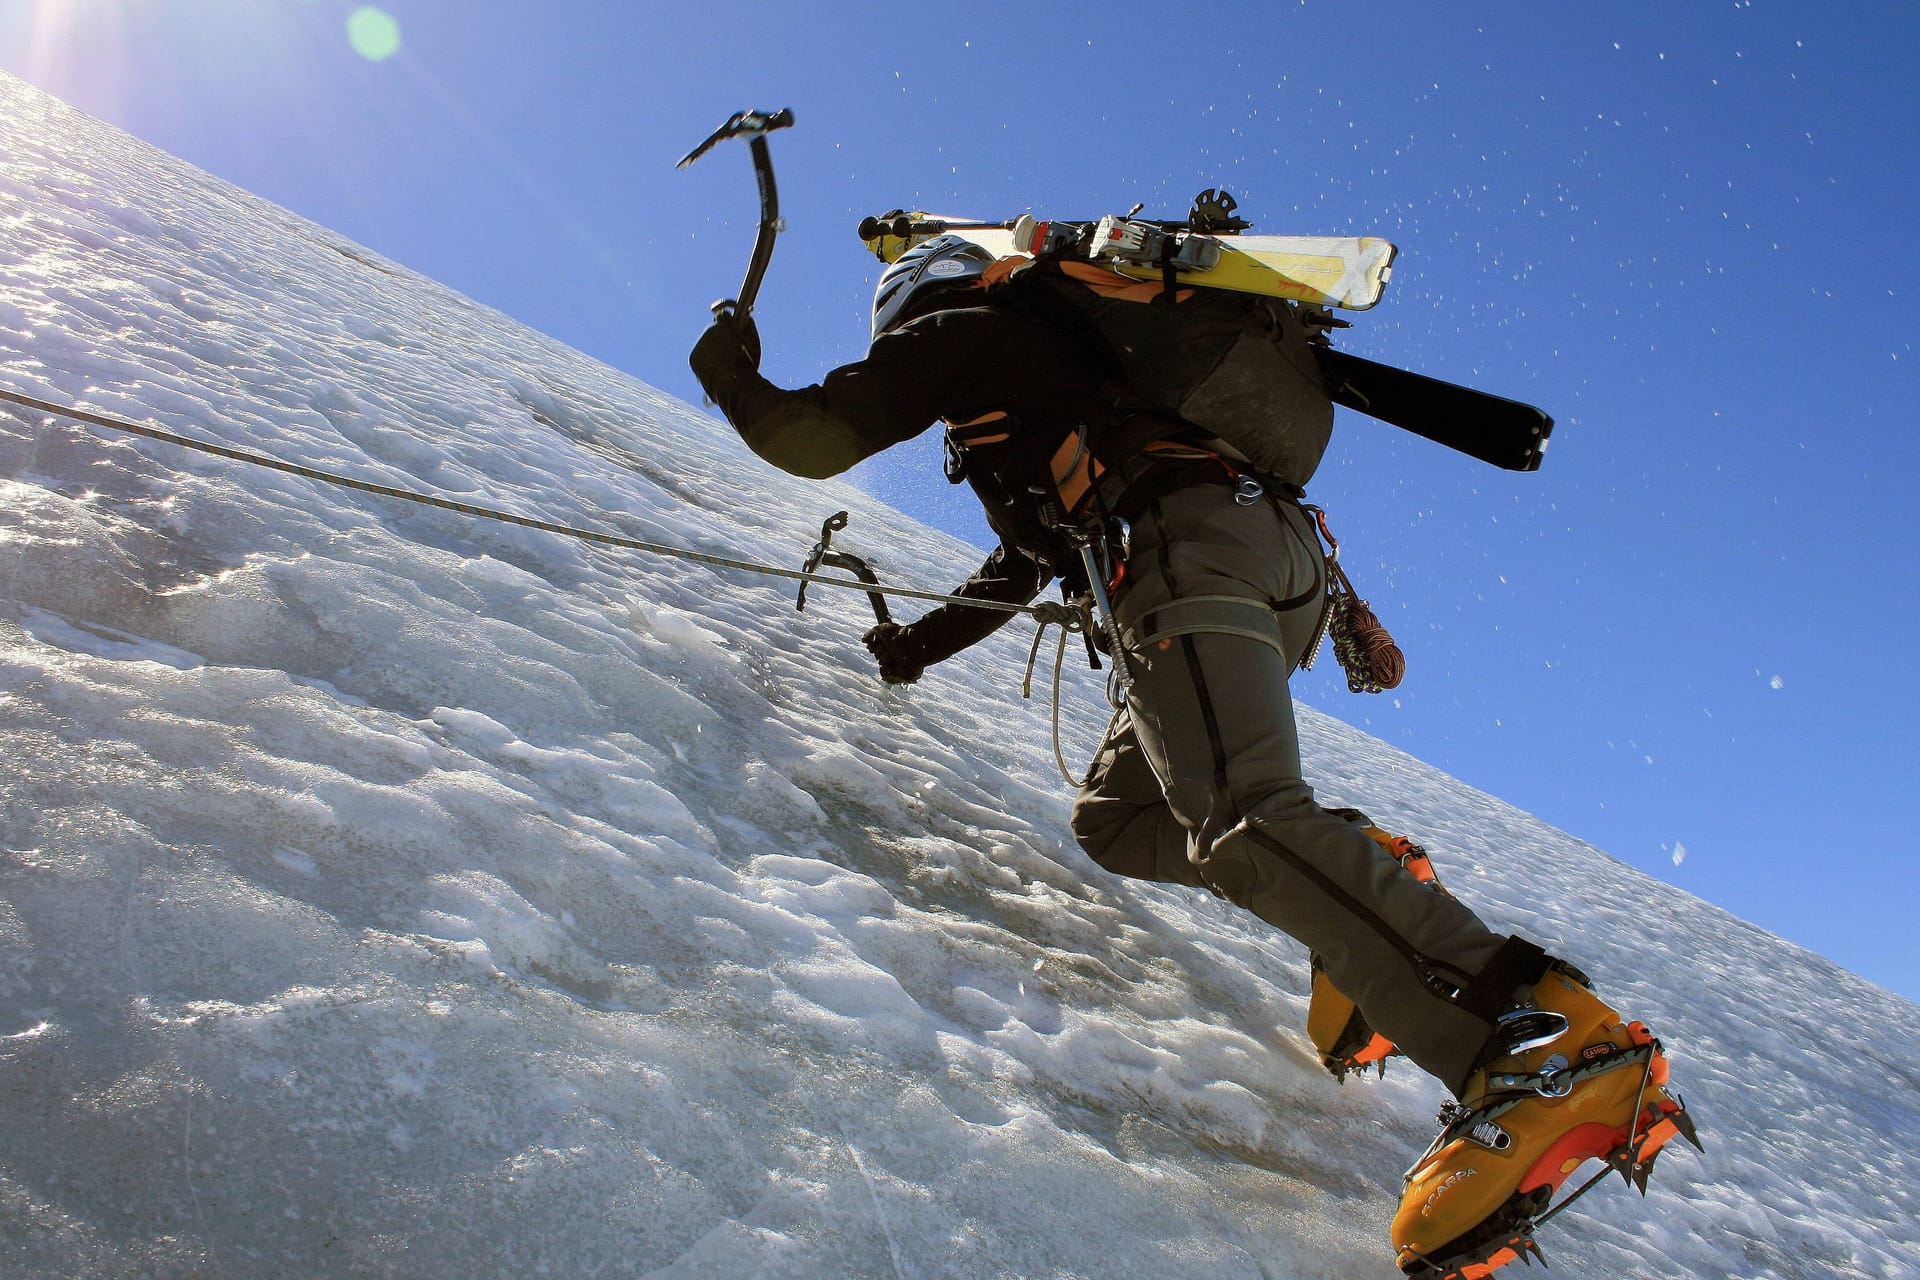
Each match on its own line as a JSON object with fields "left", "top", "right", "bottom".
{"left": 689, "top": 310, "right": 762, "bottom": 393}
{"left": 863, "top": 622, "right": 928, "bottom": 685}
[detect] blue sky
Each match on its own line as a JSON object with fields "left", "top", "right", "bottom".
{"left": 5, "top": 0, "right": 1916, "bottom": 1001}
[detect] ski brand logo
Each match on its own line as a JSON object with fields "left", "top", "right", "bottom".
{"left": 927, "top": 259, "right": 972, "bottom": 277}
{"left": 1420, "top": 1167, "right": 1479, "bottom": 1218}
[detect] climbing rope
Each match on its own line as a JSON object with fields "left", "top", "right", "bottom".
{"left": 0, "top": 386, "right": 1044, "bottom": 619}
{"left": 1013, "top": 598, "right": 1121, "bottom": 789}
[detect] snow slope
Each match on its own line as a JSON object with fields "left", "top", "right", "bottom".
{"left": 2, "top": 73, "right": 1915, "bottom": 1280}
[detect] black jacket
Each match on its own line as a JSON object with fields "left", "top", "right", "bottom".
{"left": 691, "top": 299, "right": 1125, "bottom": 668}
{"left": 691, "top": 300, "right": 1113, "bottom": 481}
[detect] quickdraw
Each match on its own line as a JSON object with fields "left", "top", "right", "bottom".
{"left": 1020, "top": 597, "right": 1119, "bottom": 790}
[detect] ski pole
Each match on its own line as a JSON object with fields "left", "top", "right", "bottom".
{"left": 677, "top": 108, "right": 795, "bottom": 321}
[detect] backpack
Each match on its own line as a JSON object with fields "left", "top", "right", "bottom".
{"left": 991, "top": 258, "right": 1337, "bottom": 488}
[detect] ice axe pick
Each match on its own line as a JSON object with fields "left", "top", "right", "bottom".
{"left": 676, "top": 108, "right": 796, "bottom": 321}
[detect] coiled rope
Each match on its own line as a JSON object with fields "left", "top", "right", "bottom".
{"left": 1015, "top": 600, "right": 1121, "bottom": 789}
{"left": 0, "top": 386, "right": 1043, "bottom": 619}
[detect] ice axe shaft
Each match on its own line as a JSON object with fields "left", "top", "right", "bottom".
{"left": 677, "top": 108, "right": 795, "bottom": 320}
{"left": 1075, "top": 537, "right": 1130, "bottom": 699}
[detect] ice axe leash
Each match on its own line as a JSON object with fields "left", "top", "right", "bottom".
{"left": 676, "top": 108, "right": 795, "bottom": 321}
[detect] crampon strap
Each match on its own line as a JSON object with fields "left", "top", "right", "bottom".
{"left": 1424, "top": 1038, "right": 1659, "bottom": 1166}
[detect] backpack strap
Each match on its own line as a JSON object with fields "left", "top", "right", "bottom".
{"left": 955, "top": 259, "right": 1295, "bottom": 533}
{"left": 987, "top": 259, "right": 1204, "bottom": 472}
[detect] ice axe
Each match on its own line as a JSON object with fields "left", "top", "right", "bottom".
{"left": 677, "top": 108, "right": 795, "bottom": 321}
{"left": 795, "top": 510, "right": 891, "bottom": 626}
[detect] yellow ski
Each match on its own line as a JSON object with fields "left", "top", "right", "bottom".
{"left": 860, "top": 212, "right": 1396, "bottom": 311}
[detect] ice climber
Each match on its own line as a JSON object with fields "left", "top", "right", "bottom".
{"left": 689, "top": 233, "right": 1698, "bottom": 1278}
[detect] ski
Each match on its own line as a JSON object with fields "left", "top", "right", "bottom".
{"left": 860, "top": 209, "right": 1396, "bottom": 312}
{"left": 857, "top": 192, "right": 1555, "bottom": 471}
{"left": 1316, "top": 348, "right": 1553, "bottom": 472}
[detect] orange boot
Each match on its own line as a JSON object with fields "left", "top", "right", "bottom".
{"left": 1390, "top": 964, "right": 1702, "bottom": 1278}
{"left": 1307, "top": 811, "right": 1453, "bottom": 1081}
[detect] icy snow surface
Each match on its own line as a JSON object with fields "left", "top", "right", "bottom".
{"left": 3, "top": 74, "right": 1917, "bottom": 1280}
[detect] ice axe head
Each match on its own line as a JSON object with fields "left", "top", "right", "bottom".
{"left": 678, "top": 108, "right": 795, "bottom": 321}
{"left": 675, "top": 108, "right": 795, "bottom": 170}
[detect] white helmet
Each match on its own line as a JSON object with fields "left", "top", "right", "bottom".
{"left": 871, "top": 235, "right": 996, "bottom": 337}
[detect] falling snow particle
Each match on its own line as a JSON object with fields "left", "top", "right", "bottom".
{"left": 1770, "top": 675, "right": 1785, "bottom": 690}
{"left": 1673, "top": 842, "right": 1688, "bottom": 867}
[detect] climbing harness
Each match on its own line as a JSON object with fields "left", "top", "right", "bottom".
{"left": 0, "top": 387, "right": 1048, "bottom": 622}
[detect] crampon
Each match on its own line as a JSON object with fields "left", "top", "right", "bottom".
{"left": 1405, "top": 1090, "right": 1704, "bottom": 1280}
{"left": 1392, "top": 969, "right": 1703, "bottom": 1279}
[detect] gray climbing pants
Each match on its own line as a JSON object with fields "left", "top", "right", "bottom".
{"left": 1071, "top": 481, "right": 1529, "bottom": 1092}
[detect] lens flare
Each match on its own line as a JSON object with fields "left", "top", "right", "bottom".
{"left": 346, "top": 7, "right": 401, "bottom": 62}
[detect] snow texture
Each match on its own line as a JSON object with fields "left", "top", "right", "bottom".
{"left": 2, "top": 73, "right": 1916, "bottom": 1280}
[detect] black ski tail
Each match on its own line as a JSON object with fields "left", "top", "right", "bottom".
{"left": 1315, "top": 348, "right": 1553, "bottom": 472}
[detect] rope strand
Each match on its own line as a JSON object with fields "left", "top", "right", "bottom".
{"left": 0, "top": 386, "right": 1042, "bottom": 618}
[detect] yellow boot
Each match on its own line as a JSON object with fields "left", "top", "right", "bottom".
{"left": 1390, "top": 964, "right": 1701, "bottom": 1278}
